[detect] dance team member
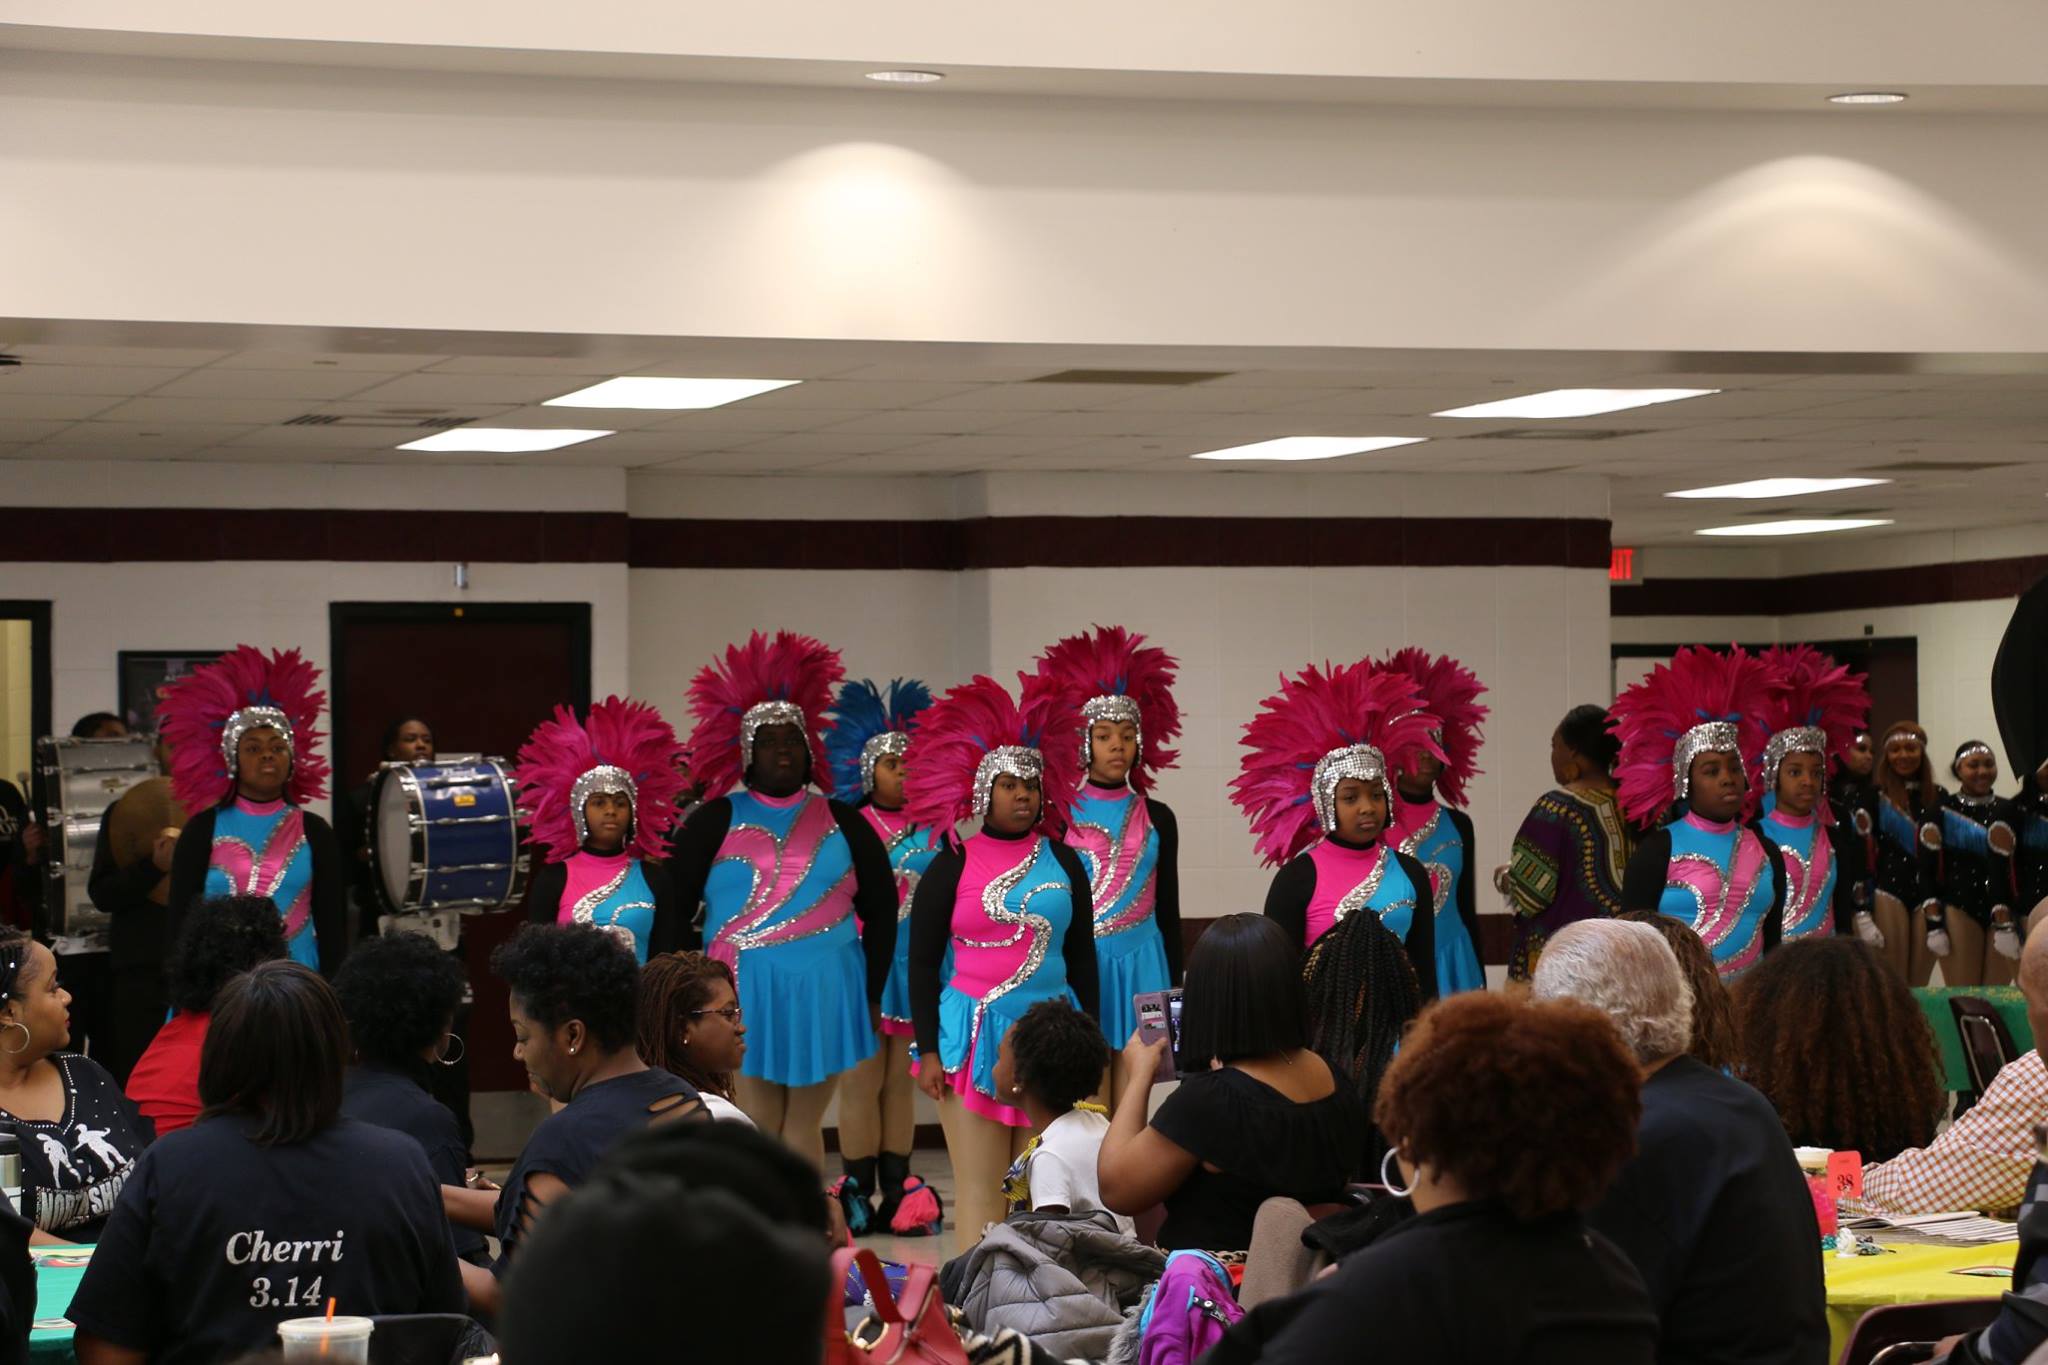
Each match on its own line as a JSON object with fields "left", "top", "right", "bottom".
{"left": 1377, "top": 648, "right": 1488, "bottom": 995}
{"left": 1751, "top": 646, "right": 1872, "bottom": 945}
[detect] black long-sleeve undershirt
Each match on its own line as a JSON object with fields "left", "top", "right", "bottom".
{"left": 1445, "top": 807, "right": 1480, "bottom": 965}
{"left": 1261, "top": 845, "right": 1438, "bottom": 999}
{"left": 909, "top": 831, "right": 1099, "bottom": 1059}
{"left": 1146, "top": 798, "right": 1185, "bottom": 982}
{"left": 86, "top": 799, "right": 171, "bottom": 973}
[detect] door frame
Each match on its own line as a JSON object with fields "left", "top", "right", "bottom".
{"left": 0, "top": 601, "right": 54, "bottom": 750}
{"left": 327, "top": 601, "right": 593, "bottom": 774}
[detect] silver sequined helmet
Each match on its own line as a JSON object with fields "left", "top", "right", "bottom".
{"left": 569, "top": 764, "right": 637, "bottom": 845}
{"left": 1310, "top": 742, "right": 1392, "bottom": 833}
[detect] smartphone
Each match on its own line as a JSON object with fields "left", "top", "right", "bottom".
{"left": 1135, "top": 988, "right": 1184, "bottom": 1082}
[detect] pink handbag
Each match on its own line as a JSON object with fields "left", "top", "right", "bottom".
{"left": 826, "top": 1246, "right": 971, "bottom": 1365}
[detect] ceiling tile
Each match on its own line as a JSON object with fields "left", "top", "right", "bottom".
{"left": 726, "top": 432, "right": 927, "bottom": 458}
{"left": 810, "top": 409, "right": 1023, "bottom": 435}
{"left": 717, "top": 380, "right": 982, "bottom": 410}
{"left": 887, "top": 434, "right": 1093, "bottom": 459}
{"left": 210, "top": 350, "right": 452, "bottom": 372}
{"left": 0, "top": 394, "right": 125, "bottom": 421}
{"left": 345, "top": 374, "right": 589, "bottom": 405}
{"left": 6, "top": 345, "right": 232, "bottom": 367}
{"left": 146, "top": 369, "right": 405, "bottom": 401}
{"left": 643, "top": 408, "right": 868, "bottom": 433}
{"left": 93, "top": 396, "right": 320, "bottom": 425}
{"left": 423, "top": 354, "right": 665, "bottom": 375}
{"left": 0, "top": 366, "right": 188, "bottom": 397}
{"left": 916, "top": 383, "right": 1183, "bottom": 412}
{"left": 980, "top": 411, "right": 1194, "bottom": 437}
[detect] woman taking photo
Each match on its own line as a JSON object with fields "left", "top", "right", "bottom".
{"left": 161, "top": 646, "right": 347, "bottom": 975}
{"left": 1236, "top": 660, "right": 1442, "bottom": 998}
{"left": 0, "top": 929, "right": 150, "bottom": 1244}
{"left": 68, "top": 961, "right": 464, "bottom": 1365}
{"left": 637, "top": 950, "right": 752, "bottom": 1125}
{"left": 1207, "top": 992, "right": 1656, "bottom": 1363}
{"left": 1615, "top": 646, "right": 1787, "bottom": 980}
{"left": 1098, "top": 914, "right": 1365, "bottom": 1253}
{"left": 1499, "top": 704, "right": 1635, "bottom": 981}
{"left": 905, "top": 674, "right": 1097, "bottom": 1239}
{"left": 520, "top": 696, "right": 689, "bottom": 964}
{"left": 331, "top": 931, "right": 486, "bottom": 1262}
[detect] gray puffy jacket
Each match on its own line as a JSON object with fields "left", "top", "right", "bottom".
{"left": 946, "top": 1211, "right": 1166, "bottom": 1362}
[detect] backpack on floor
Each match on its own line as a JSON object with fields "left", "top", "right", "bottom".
{"left": 1136, "top": 1249, "right": 1242, "bottom": 1365}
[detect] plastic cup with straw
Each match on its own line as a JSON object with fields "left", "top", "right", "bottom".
{"left": 276, "top": 1299, "right": 373, "bottom": 1363}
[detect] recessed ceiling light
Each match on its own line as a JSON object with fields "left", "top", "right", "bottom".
{"left": 1434, "top": 388, "right": 1719, "bottom": 419}
{"left": 1189, "top": 436, "right": 1427, "bottom": 462}
{"left": 1828, "top": 92, "right": 1907, "bottom": 105}
{"left": 544, "top": 377, "right": 800, "bottom": 410}
{"left": 398, "top": 428, "right": 613, "bottom": 453}
{"left": 865, "top": 70, "right": 944, "bottom": 84}
{"left": 1695, "top": 518, "right": 1894, "bottom": 537}
{"left": 1666, "top": 476, "right": 1892, "bottom": 500}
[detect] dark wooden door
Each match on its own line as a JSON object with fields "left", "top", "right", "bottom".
{"left": 329, "top": 603, "right": 591, "bottom": 1092}
{"left": 1812, "top": 637, "right": 1919, "bottom": 738}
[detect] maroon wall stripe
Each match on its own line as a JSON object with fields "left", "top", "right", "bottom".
{"left": 0, "top": 508, "right": 632, "bottom": 563}
{"left": 1613, "top": 554, "right": 2048, "bottom": 618}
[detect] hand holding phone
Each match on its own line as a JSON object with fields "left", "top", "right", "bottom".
{"left": 1134, "top": 988, "right": 1184, "bottom": 1083}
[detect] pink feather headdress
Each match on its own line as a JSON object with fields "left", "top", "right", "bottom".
{"left": 514, "top": 696, "right": 688, "bottom": 863}
{"left": 1375, "top": 647, "right": 1488, "bottom": 808}
{"left": 1755, "top": 645, "right": 1871, "bottom": 800}
{"left": 158, "top": 645, "right": 329, "bottom": 812}
{"left": 684, "top": 631, "right": 845, "bottom": 801}
{"left": 1033, "top": 625, "right": 1181, "bottom": 793}
{"left": 902, "top": 673, "right": 1082, "bottom": 843}
{"left": 1230, "top": 660, "right": 1444, "bottom": 867}
{"left": 1610, "top": 645, "right": 1774, "bottom": 825}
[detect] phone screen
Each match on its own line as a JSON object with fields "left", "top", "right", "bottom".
{"left": 1168, "top": 994, "right": 1183, "bottom": 1053}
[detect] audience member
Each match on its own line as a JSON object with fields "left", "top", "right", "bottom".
{"left": 1618, "top": 911, "right": 1737, "bottom": 1071}
{"left": 993, "top": 999, "right": 1127, "bottom": 1233}
{"left": 331, "top": 932, "right": 486, "bottom": 1263}
{"left": 124, "top": 895, "right": 285, "bottom": 1137}
{"left": 1534, "top": 919, "right": 1828, "bottom": 1365}
{"left": 1098, "top": 914, "right": 1364, "bottom": 1251}
{"left": 1732, "top": 936, "right": 1944, "bottom": 1162}
{"left": 442, "top": 924, "right": 703, "bottom": 1313}
{"left": 500, "top": 1120, "right": 831, "bottom": 1365}
{"left": 1208, "top": 992, "right": 1657, "bottom": 1363}
{"left": 636, "top": 951, "right": 753, "bottom": 1124}
{"left": 1301, "top": 905, "right": 1422, "bottom": 1173}
{"left": 0, "top": 928, "right": 150, "bottom": 1244}
{"left": 68, "top": 961, "right": 463, "bottom": 1365}
{"left": 1861, "top": 922, "right": 2048, "bottom": 1220}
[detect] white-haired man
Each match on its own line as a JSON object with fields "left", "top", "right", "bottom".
{"left": 1533, "top": 919, "right": 1827, "bottom": 1365}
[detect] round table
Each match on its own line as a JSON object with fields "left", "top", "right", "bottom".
{"left": 1823, "top": 1239, "right": 2017, "bottom": 1361}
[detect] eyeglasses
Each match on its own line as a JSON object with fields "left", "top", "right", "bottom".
{"left": 686, "top": 1006, "right": 743, "bottom": 1024}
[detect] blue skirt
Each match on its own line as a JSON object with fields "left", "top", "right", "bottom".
{"left": 1434, "top": 907, "right": 1485, "bottom": 995}
{"left": 1094, "top": 923, "right": 1172, "bottom": 1050}
{"left": 938, "top": 977, "right": 1076, "bottom": 1100}
{"left": 734, "top": 927, "right": 877, "bottom": 1088}
{"left": 877, "top": 923, "right": 914, "bottom": 1028}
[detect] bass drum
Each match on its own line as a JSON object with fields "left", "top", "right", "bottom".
{"left": 369, "top": 757, "right": 528, "bottom": 944}
{"left": 37, "top": 736, "right": 161, "bottom": 936}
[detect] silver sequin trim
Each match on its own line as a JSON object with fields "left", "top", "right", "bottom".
{"left": 972, "top": 746, "right": 1044, "bottom": 821}
{"left": 1672, "top": 722, "right": 1741, "bottom": 804}
{"left": 859, "top": 731, "right": 908, "bottom": 796}
{"left": 1330, "top": 847, "right": 1389, "bottom": 928}
{"left": 740, "top": 701, "right": 806, "bottom": 777}
{"left": 220, "top": 706, "right": 293, "bottom": 775}
{"left": 1395, "top": 804, "right": 1453, "bottom": 916}
{"left": 1079, "top": 694, "right": 1141, "bottom": 776}
{"left": 970, "top": 842, "right": 1054, "bottom": 1005}
{"left": 1952, "top": 743, "right": 1995, "bottom": 777}
{"left": 1311, "top": 744, "right": 1390, "bottom": 834}
{"left": 1762, "top": 726, "right": 1826, "bottom": 796}
{"left": 720, "top": 800, "right": 844, "bottom": 955}
{"left": 570, "top": 864, "right": 631, "bottom": 925}
{"left": 569, "top": 765, "right": 636, "bottom": 847}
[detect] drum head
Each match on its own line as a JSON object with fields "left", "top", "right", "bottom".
{"left": 374, "top": 769, "right": 416, "bottom": 910}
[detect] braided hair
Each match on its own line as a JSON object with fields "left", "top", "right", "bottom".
{"left": 1302, "top": 909, "right": 1422, "bottom": 1170}
{"left": 637, "top": 952, "right": 739, "bottom": 1100}
{"left": 0, "top": 928, "right": 30, "bottom": 1013}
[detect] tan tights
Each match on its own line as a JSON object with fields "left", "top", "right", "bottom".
{"left": 735, "top": 1073, "right": 841, "bottom": 1174}
{"left": 938, "top": 1091, "right": 1033, "bottom": 1240}
{"left": 1937, "top": 908, "right": 2019, "bottom": 989}
{"left": 838, "top": 1034, "right": 917, "bottom": 1161}
{"left": 1873, "top": 892, "right": 1937, "bottom": 986}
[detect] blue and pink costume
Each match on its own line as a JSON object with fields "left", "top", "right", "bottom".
{"left": 1625, "top": 812, "right": 1786, "bottom": 978}
{"left": 1389, "top": 794, "right": 1484, "bottom": 994}
{"left": 1066, "top": 782, "right": 1181, "bottom": 1052}
{"left": 1756, "top": 801, "right": 1844, "bottom": 943}
{"left": 859, "top": 802, "right": 941, "bottom": 1037}
{"left": 1262, "top": 835, "right": 1439, "bottom": 999}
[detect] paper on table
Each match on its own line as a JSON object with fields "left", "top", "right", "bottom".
{"left": 1847, "top": 1211, "right": 2021, "bottom": 1244}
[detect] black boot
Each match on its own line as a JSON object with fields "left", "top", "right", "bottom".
{"left": 837, "top": 1156, "right": 879, "bottom": 1236}
{"left": 875, "top": 1151, "right": 912, "bottom": 1231}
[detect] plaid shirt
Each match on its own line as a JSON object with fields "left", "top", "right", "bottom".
{"left": 1855, "top": 1048, "right": 2048, "bottom": 1220}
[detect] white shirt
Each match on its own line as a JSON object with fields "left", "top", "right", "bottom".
{"left": 702, "top": 1092, "right": 756, "bottom": 1126}
{"left": 1027, "top": 1108, "right": 1133, "bottom": 1236}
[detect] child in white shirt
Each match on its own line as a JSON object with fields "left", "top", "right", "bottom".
{"left": 995, "top": 999, "right": 1135, "bottom": 1237}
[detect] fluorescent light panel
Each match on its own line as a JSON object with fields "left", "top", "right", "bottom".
{"left": 1829, "top": 92, "right": 1908, "bottom": 105}
{"left": 1189, "top": 436, "right": 1427, "bottom": 462}
{"left": 545, "top": 377, "right": 800, "bottom": 410}
{"left": 1434, "top": 388, "right": 1719, "bottom": 419}
{"left": 1666, "top": 476, "right": 1891, "bottom": 500}
{"left": 399, "top": 428, "right": 614, "bottom": 453}
{"left": 866, "top": 70, "right": 945, "bottom": 83}
{"left": 1695, "top": 518, "right": 1894, "bottom": 538}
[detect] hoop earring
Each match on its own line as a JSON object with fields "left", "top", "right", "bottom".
{"left": 434, "top": 1034, "right": 465, "bottom": 1067}
{"left": 0, "top": 1021, "right": 30, "bottom": 1056}
{"left": 1379, "top": 1146, "right": 1415, "bottom": 1198}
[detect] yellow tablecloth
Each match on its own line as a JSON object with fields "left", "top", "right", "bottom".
{"left": 1823, "top": 1240, "right": 2016, "bottom": 1361}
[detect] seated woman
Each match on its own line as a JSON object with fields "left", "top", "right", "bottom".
{"left": 1098, "top": 914, "right": 1365, "bottom": 1252}
{"left": 1301, "top": 905, "right": 1422, "bottom": 1173}
{"left": 0, "top": 929, "right": 151, "bottom": 1244}
{"left": 636, "top": 951, "right": 753, "bottom": 1125}
{"left": 442, "top": 924, "right": 704, "bottom": 1312}
{"left": 1731, "top": 936, "right": 1945, "bottom": 1162}
{"left": 125, "top": 895, "right": 286, "bottom": 1138}
{"left": 994, "top": 999, "right": 1128, "bottom": 1234}
{"left": 331, "top": 931, "right": 487, "bottom": 1263}
{"left": 1208, "top": 992, "right": 1657, "bottom": 1364}
{"left": 1617, "top": 912, "right": 1737, "bottom": 1071}
{"left": 68, "top": 961, "right": 464, "bottom": 1365}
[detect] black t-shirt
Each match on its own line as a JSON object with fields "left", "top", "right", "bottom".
{"left": 493, "top": 1067, "right": 699, "bottom": 1273}
{"left": 340, "top": 1064, "right": 486, "bottom": 1261}
{"left": 66, "top": 1114, "right": 464, "bottom": 1365}
{"left": 1148, "top": 1060, "right": 1366, "bottom": 1251}
{"left": 1210, "top": 1200, "right": 1658, "bottom": 1365}
{"left": 1588, "top": 1056, "right": 1829, "bottom": 1365}
{"left": 0, "top": 1053, "right": 152, "bottom": 1242}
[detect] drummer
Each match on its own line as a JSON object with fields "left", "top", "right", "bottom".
{"left": 85, "top": 729, "right": 186, "bottom": 1083}
{"left": 335, "top": 717, "right": 435, "bottom": 942}
{"left": 47, "top": 713, "right": 135, "bottom": 1069}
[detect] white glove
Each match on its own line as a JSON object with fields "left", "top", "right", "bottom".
{"left": 1853, "top": 911, "right": 1885, "bottom": 950}
{"left": 1994, "top": 914, "right": 2023, "bottom": 961}
{"left": 1926, "top": 926, "right": 1953, "bottom": 958}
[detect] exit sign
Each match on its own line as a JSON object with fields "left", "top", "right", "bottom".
{"left": 1610, "top": 547, "right": 1638, "bottom": 583}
